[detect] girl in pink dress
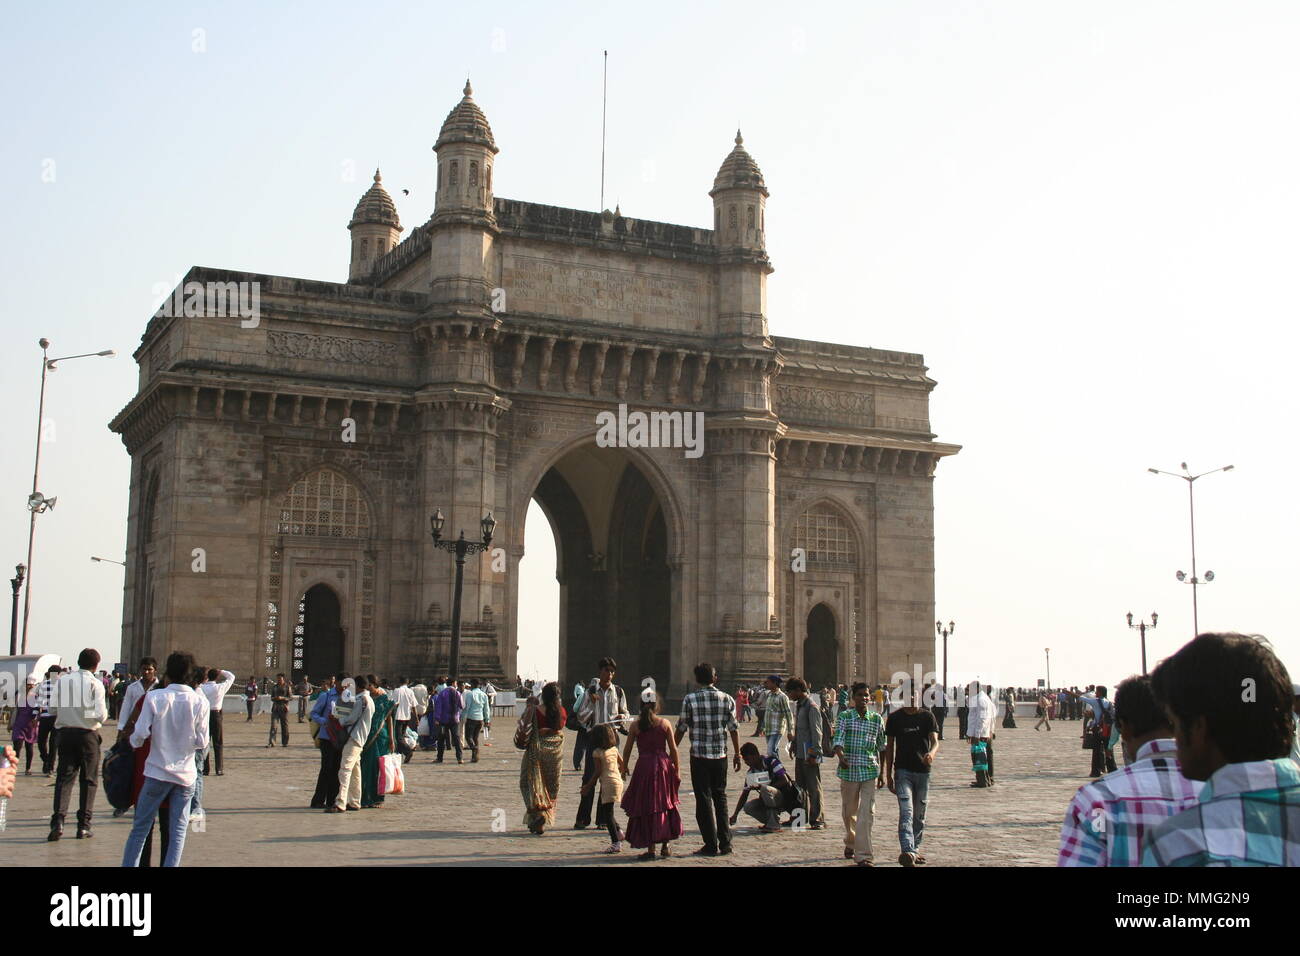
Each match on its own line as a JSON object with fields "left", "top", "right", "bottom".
{"left": 620, "top": 694, "right": 683, "bottom": 860}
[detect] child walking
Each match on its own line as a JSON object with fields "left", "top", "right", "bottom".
{"left": 580, "top": 723, "right": 626, "bottom": 853}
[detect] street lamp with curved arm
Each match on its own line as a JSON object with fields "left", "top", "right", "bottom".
{"left": 21, "top": 339, "right": 116, "bottom": 652}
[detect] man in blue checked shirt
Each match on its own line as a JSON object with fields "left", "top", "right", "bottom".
{"left": 832, "top": 681, "right": 887, "bottom": 867}
{"left": 1142, "top": 633, "right": 1300, "bottom": 867}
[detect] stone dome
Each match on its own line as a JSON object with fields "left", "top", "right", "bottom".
{"left": 349, "top": 170, "right": 401, "bottom": 229}
{"left": 710, "top": 130, "right": 768, "bottom": 197}
{"left": 435, "top": 80, "right": 499, "bottom": 154}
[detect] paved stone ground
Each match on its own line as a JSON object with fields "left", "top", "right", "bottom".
{"left": 6, "top": 711, "right": 1104, "bottom": 867}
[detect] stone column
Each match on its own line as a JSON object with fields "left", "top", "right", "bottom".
{"left": 705, "top": 418, "right": 786, "bottom": 684}
{"left": 414, "top": 318, "right": 510, "bottom": 677}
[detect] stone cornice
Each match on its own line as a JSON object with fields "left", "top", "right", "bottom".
{"left": 775, "top": 434, "right": 961, "bottom": 477}
{"left": 108, "top": 373, "right": 421, "bottom": 454}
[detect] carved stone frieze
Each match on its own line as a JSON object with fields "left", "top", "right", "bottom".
{"left": 267, "top": 330, "right": 399, "bottom": 367}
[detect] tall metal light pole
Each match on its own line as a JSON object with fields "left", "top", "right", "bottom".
{"left": 9, "top": 564, "right": 25, "bottom": 656}
{"left": 1045, "top": 647, "right": 1051, "bottom": 690}
{"left": 936, "top": 620, "right": 955, "bottom": 699}
{"left": 1126, "top": 611, "right": 1158, "bottom": 675}
{"left": 429, "top": 510, "right": 496, "bottom": 678}
{"left": 1148, "top": 463, "right": 1233, "bottom": 637}
{"left": 21, "top": 339, "right": 116, "bottom": 653}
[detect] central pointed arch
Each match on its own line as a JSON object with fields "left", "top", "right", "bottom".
{"left": 513, "top": 434, "right": 686, "bottom": 699}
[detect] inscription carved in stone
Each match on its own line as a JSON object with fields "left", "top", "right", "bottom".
{"left": 774, "top": 384, "right": 872, "bottom": 420}
{"left": 267, "top": 330, "right": 399, "bottom": 367}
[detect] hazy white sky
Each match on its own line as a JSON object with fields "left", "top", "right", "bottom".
{"left": 2, "top": 2, "right": 1296, "bottom": 690}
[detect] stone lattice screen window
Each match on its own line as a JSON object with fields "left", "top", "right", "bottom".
{"left": 264, "top": 598, "right": 279, "bottom": 671}
{"left": 277, "top": 469, "right": 371, "bottom": 538}
{"left": 793, "top": 506, "right": 857, "bottom": 571}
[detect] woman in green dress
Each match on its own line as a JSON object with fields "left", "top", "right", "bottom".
{"left": 361, "top": 675, "right": 395, "bottom": 809}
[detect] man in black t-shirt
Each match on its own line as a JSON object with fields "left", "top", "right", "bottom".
{"left": 882, "top": 682, "right": 940, "bottom": 867}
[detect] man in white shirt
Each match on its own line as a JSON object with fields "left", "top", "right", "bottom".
{"left": 117, "top": 657, "right": 159, "bottom": 740}
{"left": 121, "top": 651, "right": 210, "bottom": 867}
{"left": 48, "top": 649, "right": 109, "bottom": 841}
{"left": 965, "top": 682, "right": 997, "bottom": 788}
{"left": 390, "top": 676, "right": 418, "bottom": 762}
{"left": 199, "top": 667, "right": 236, "bottom": 776}
{"left": 329, "top": 675, "right": 374, "bottom": 813}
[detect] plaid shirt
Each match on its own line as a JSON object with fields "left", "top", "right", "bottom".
{"left": 1057, "top": 738, "right": 1203, "bottom": 867}
{"left": 679, "top": 686, "right": 738, "bottom": 759}
{"left": 763, "top": 689, "right": 793, "bottom": 737}
{"left": 832, "top": 706, "right": 886, "bottom": 782}
{"left": 1141, "top": 758, "right": 1300, "bottom": 867}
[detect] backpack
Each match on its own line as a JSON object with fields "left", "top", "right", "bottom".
{"left": 818, "top": 703, "right": 835, "bottom": 757}
{"left": 101, "top": 738, "right": 136, "bottom": 812}
{"left": 1098, "top": 699, "right": 1115, "bottom": 743}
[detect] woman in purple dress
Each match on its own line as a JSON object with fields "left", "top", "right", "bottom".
{"left": 619, "top": 692, "right": 682, "bottom": 860}
{"left": 10, "top": 676, "right": 39, "bottom": 774}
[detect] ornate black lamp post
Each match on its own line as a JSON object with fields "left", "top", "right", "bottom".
{"left": 1127, "top": 611, "right": 1158, "bottom": 675}
{"left": 9, "top": 564, "right": 26, "bottom": 656}
{"left": 429, "top": 510, "right": 496, "bottom": 678}
{"left": 936, "top": 620, "right": 955, "bottom": 699}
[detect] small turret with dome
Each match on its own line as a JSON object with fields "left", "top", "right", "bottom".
{"left": 710, "top": 130, "right": 772, "bottom": 344}
{"left": 347, "top": 169, "right": 403, "bottom": 281}
{"left": 710, "top": 130, "right": 768, "bottom": 256}
{"left": 434, "top": 79, "right": 498, "bottom": 221}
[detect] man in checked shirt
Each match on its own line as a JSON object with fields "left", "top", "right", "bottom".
{"left": 675, "top": 662, "right": 742, "bottom": 857}
{"left": 1057, "top": 675, "right": 1201, "bottom": 866}
{"left": 832, "top": 681, "right": 887, "bottom": 866}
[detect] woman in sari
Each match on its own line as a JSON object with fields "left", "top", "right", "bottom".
{"left": 519, "top": 681, "right": 565, "bottom": 834}
{"left": 360, "top": 675, "right": 395, "bottom": 809}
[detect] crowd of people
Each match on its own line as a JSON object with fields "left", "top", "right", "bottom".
{"left": 3, "top": 631, "right": 1298, "bottom": 867}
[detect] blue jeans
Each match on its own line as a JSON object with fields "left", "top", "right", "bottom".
{"left": 766, "top": 733, "right": 783, "bottom": 759}
{"left": 191, "top": 749, "right": 205, "bottom": 814}
{"left": 122, "top": 777, "right": 194, "bottom": 867}
{"left": 895, "top": 768, "right": 930, "bottom": 855}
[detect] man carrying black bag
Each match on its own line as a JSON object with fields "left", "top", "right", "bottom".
{"left": 573, "top": 657, "right": 629, "bottom": 829}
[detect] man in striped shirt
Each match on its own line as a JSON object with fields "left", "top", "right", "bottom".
{"left": 1058, "top": 675, "right": 1201, "bottom": 866}
{"left": 36, "top": 666, "right": 62, "bottom": 776}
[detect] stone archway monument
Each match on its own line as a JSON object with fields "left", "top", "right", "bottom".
{"left": 109, "top": 82, "right": 960, "bottom": 704}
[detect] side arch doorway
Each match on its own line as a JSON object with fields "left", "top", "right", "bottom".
{"left": 295, "top": 583, "right": 344, "bottom": 682}
{"left": 804, "top": 603, "right": 838, "bottom": 691}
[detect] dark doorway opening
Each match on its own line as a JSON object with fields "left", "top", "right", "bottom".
{"left": 805, "top": 603, "right": 838, "bottom": 691}
{"left": 296, "top": 583, "right": 343, "bottom": 682}
{"left": 530, "top": 446, "right": 673, "bottom": 695}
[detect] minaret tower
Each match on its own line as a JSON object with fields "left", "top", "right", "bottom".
{"left": 710, "top": 130, "right": 772, "bottom": 344}
{"left": 429, "top": 80, "right": 499, "bottom": 305}
{"left": 417, "top": 82, "right": 510, "bottom": 681}
{"left": 706, "top": 129, "right": 784, "bottom": 656}
{"left": 346, "top": 169, "right": 402, "bottom": 281}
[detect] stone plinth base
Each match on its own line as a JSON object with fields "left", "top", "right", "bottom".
{"left": 706, "top": 629, "right": 788, "bottom": 687}
{"left": 403, "top": 621, "right": 503, "bottom": 684}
